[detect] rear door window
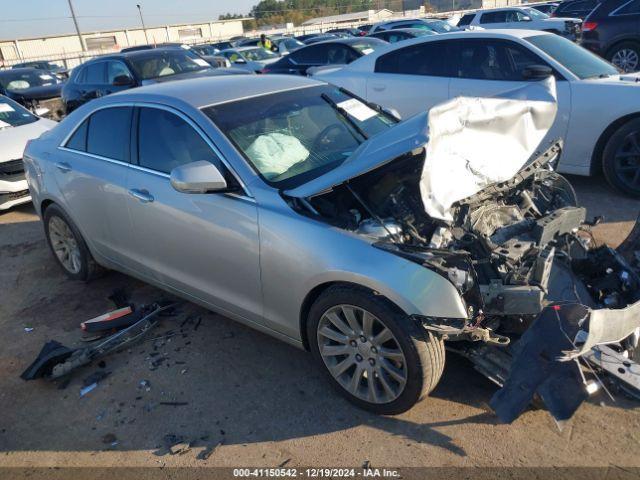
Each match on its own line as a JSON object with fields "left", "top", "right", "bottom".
{"left": 480, "top": 11, "right": 508, "bottom": 23}
{"left": 290, "top": 45, "right": 327, "bottom": 64}
{"left": 84, "top": 62, "right": 107, "bottom": 84}
{"left": 86, "top": 107, "right": 132, "bottom": 161}
{"left": 375, "top": 41, "right": 452, "bottom": 76}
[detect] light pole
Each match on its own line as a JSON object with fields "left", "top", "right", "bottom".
{"left": 67, "top": 0, "right": 86, "bottom": 51}
{"left": 137, "top": 4, "right": 150, "bottom": 44}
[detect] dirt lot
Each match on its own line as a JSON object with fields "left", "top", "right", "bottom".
{"left": 1, "top": 175, "right": 640, "bottom": 476}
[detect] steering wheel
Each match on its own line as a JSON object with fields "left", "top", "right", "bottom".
{"left": 313, "top": 123, "right": 350, "bottom": 152}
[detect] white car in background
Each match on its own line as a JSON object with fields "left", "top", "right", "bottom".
{"left": 314, "top": 30, "right": 640, "bottom": 197}
{"left": 219, "top": 47, "right": 280, "bottom": 73}
{"left": 457, "top": 6, "right": 582, "bottom": 40}
{"left": 0, "top": 95, "right": 56, "bottom": 210}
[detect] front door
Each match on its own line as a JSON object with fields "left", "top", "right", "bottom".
{"left": 125, "top": 105, "right": 262, "bottom": 323}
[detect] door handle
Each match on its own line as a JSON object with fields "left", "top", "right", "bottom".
{"left": 54, "top": 161, "right": 72, "bottom": 173}
{"left": 128, "top": 188, "right": 154, "bottom": 203}
{"left": 372, "top": 84, "right": 386, "bottom": 92}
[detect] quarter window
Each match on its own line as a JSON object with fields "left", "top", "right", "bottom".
{"left": 86, "top": 107, "right": 132, "bottom": 161}
{"left": 458, "top": 13, "right": 476, "bottom": 26}
{"left": 375, "top": 42, "right": 451, "bottom": 76}
{"left": 137, "top": 107, "right": 220, "bottom": 174}
{"left": 65, "top": 119, "right": 89, "bottom": 151}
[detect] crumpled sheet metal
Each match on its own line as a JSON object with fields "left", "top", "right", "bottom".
{"left": 420, "top": 77, "right": 558, "bottom": 221}
{"left": 561, "top": 300, "right": 640, "bottom": 360}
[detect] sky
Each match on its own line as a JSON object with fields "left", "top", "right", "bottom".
{"left": 1, "top": 0, "right": 257, "bottom": 40}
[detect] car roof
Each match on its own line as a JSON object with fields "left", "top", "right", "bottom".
{"left": 0, "top": 67, "right": 40, "bottom": 75}
{"left": 473, "top": 6, "right": 531, "bottom": 12}
{"left": 107, "top": 74, "right": 323, "bottom": 108}
{"left": 84, "top": 47, "right": 192, "bottom": 63}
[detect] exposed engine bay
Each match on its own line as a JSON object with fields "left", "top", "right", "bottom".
{"left": 289, "top": 142, "right": 640, "bottom": 423}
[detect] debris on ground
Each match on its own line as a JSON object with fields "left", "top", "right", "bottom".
{"left": 81, "top": 306, "right": 140, "bottom": 333}
{"left": 102, "top": 433, "right": 117, "bottom": 444}
{"left": 24, "top": 327, "right": 34, "bottom": 333}
{"left": 159, "top": 401, "right": 188, "bottom": 406}
{"left": 83, "top": 370, "right": 110, "bottom": 387}
{"left": 79, "top": 382, "right": 97, "bottom": 397}
{"left": 20, "top": 302, "right": 179, "bottom": 382}
{"left": 139, "top": 380, "right": 151, "bottom": 391}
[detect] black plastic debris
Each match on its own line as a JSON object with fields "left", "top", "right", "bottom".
{"left": 20, "top": 340, "right": 74, "bottom": 380}
{"left": 490, "top": 303, "right": 590, "bottom": 424}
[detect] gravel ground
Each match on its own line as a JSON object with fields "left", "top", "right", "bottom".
{"left": 1, "top": 175, "right": 640, "bottom": 477}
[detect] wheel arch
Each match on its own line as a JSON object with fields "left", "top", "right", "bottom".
{"left": 298, "top": 281, "right": 407, "bottom": 351}
{"left": 591, "top": 112, "right": 640, "bottom": 175}
{"left": 605, "top": 37, "right": 640, "bottom": 59}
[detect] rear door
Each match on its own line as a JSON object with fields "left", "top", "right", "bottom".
{"left": 55, "top": 106, "right": 136, "bottom": 264}
{"left": 103, "top": 60, "right": 136, "bottom": 96}
{"left": 365, "top": 40, "right": 453, "bottom": 118}
{"left": 125, "top": 105, "right": 262, "bottom": 322}
{"left": 447, "top": 38, "right": 571, "bottom": 144}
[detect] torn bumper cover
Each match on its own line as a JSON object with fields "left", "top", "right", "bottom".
{"left": 491, "top": 290, "right": 640, "bottom": 424}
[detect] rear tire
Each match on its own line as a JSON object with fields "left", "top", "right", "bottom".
{"left": 307, "top": 285, "right": 445, "bottom": 414}
{"left": 43, "top": 204, "right": 101, "bottom": 281}
{"left": 602, "top": 118, "right": 640, "bottom": 197}
{"left": 606, "top": 41, "right": 640, "bottom": 73}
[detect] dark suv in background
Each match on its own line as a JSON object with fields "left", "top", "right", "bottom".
{"left": 62, "top": 48, "right": 246, "bottom": 113}
{"left": 552, "top": 0, "right": 600, "bottom": 18}
{"left": 581, "top": 0, "right": 640, "bottom": 72}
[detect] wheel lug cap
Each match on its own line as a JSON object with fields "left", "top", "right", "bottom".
{"left": 355, "top": 354, "right": 362, "bottom": 362}
{"left": 359, "top": 336, "right": 367, "bottom": 342}
{"left": 350, "top": 340, "right": 357, "bottom": 347}
{"left": 371, "top": 346, "right": 377, "bottom": 354}
{"left": 368, "top": 358, "right": 375, "bottom": 366}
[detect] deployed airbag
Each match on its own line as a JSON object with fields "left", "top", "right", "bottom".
{"left": 245, "top": 132, "right": 309, "bottom": 178}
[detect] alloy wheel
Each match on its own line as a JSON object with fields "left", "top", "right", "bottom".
{"left": 612, "top": 48, "right": 639, "bottom": 73}
{"left": 614, "top": 130, "right": 640, "bottom": 191}
{"left": 48, "top": 216, "right": 82, "bottom": 274}
{"left": 316, "top": 304, "right": 408, "bottom": 404}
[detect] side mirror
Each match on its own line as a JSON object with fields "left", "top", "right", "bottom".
{"left": 112, "top": 74, "right": 134, "bottom": 86}
{"left": 522, "top": 64, "right": 553, "bottom": 80}
{"left": 521, "top": 15, "right": 532, "bottom": 21}
{"left": 234, "top": 58, "right": 247, "bottom": 64}
{"left": 170, "top": 161, "right": 228, "bottom": 194}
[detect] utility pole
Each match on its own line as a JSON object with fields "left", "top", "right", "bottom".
{"left": 67, "top": 0, "right": 86, "bottom": 51}
{"left": 137, "top": 4, "right": 150, "bottom": 44}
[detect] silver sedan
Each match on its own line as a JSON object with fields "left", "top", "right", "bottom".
{"left": 24, "top": 74, "right": 640, "bottom": 418}
{"left": 24, "top": 75, "right": 462, "bottom": 414}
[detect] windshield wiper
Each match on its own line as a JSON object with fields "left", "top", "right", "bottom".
{"left": 321, "top": 93, "right": 368, "bottom": 140}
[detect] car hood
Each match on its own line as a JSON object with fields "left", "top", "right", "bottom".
{"left": 142, "top": 68, "right": 249, "bottom": 85}
{"left": 0, "top": 118, "right": 57, "bottom": 162}
{"left": 286, "top": 77, "right": 558, "bottom": 221}
{"left": 586, "top": 72, "right": 640, "bottom": 85}
{"left": 6, "top": 83, "right": 63, "bottom": 101}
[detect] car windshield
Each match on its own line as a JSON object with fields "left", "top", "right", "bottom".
{"left": 0, "top": 70, "right": 58, "bottom": 91}
{"left": 193, "top": 45, "right": 218, "bottom": 56}
{"left": 349, "top": 39, "right": 384, "bottom": 55}
{"left": 128, "top": 50, "right": 210, "bottom": 80}
{"left": 523, "top": 7, "right": 549, "bottom": 18}
{"left": 424, "top": 19, "right": 459, "bottom": 32}
{"left": 243, "top": 48, "right": 278, "bottom": 61}
{"left": 526, "top": 34, "right": 619, "bottom": 78}
{"left": 0, "top": 96, "right": 38, "bottom": 129}
{"left": 203, "top": 85, "right": 397, "bottom": 188}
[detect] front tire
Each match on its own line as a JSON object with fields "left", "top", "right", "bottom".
{"left": 607, "top": 41, "right": 640, "bottom": 73}
{"left": 602, "top": 118, "right": 640, "bottom": 197}
{"left": 307, "top": 285, "right": 445, "bottom": 414}
{"left": 43, "top": 204, "right": 100, "bottom": 281}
